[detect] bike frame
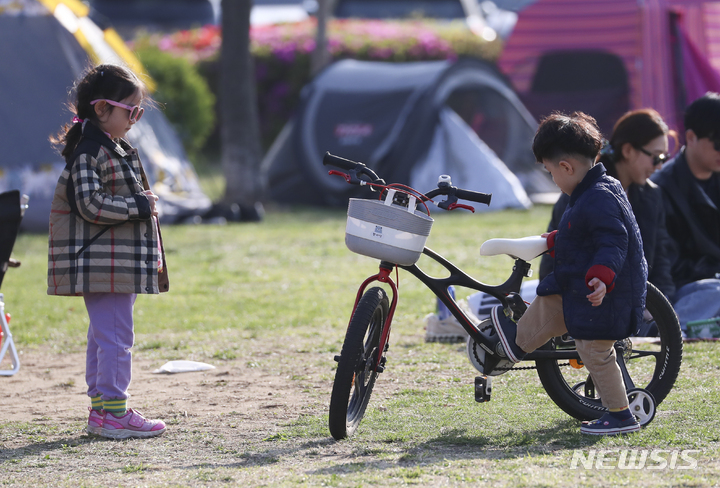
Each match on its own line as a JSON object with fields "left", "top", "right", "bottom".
{"left": 349, "top": 247, "right": 582, "bottom": 370}
{"left": 327, "top": 154, "right": 678, "bottom": 435}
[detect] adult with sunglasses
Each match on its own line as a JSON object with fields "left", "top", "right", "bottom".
{"left": 650, "top": 93, "right": 720, "bottom": 334}
{"left": 539, "top": 109, "right": 675, "bottom": 330}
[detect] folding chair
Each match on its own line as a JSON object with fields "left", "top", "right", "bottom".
{"left": 0, "top": 190, "right": 28, "bottom": 376}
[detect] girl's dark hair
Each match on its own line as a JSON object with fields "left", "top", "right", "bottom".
{"left": 598, "top": 108, "right": 669, "bottom": 176}
{"left": 532, "top": 111, "right": 604, "bottom": 163}
{"left": 51, "top": 64, "right": 149, "bottom": 161}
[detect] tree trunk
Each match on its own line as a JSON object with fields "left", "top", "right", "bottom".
{"left": 311, "top": 0, "right": 333, "bottom": 75}
{"left": 220, "top": 0, "right": 264, "bottom": 220}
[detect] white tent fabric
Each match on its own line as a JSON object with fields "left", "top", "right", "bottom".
{"left": 411, "top": 108, "right": 531, "bottom": 210}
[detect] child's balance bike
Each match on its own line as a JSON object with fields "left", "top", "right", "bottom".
{"left": 323, "top": 153, "right": 683, "bottom": 440}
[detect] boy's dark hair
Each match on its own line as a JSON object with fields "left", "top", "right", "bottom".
{"left": 684, "top": 92, "right": 720, "bottom": 140}
{"left": 51, "top": 64, "right": 150, "bottom": 161}
{"left": 532, "top": 112, "right": 604, "bottom": 163}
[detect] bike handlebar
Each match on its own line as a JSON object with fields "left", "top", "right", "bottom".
{"left": 323, "top": 152, "right": 492, "bottom": 209}
{"left": 425, "top": 187, "right": 492, "bottom": 206}
{"left": 456, "top": 189, "right": 492, "bottom": 206}
{"left": 322, "top": 153, "right": 360, "bottom": 171}
{"left": 323, "top": 152, "right": 385, "bottom": 188}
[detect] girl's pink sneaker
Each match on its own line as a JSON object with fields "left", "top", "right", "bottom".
{"left": 87, "top": 408, "right": 104, "bottom": 435}
{"left": 100, "top": 409, "right": 166, "bottom": 439}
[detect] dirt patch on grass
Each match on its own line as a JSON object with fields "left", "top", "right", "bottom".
{"left": 0, "top": 347, "right": 311, "bottom": 425}
{"left": 0, "top": 344, "right": 349, "bottom": 486}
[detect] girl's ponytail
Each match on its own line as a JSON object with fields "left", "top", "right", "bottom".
{"left": 50, "top": 120, "right": 84, "bottom": 162}
{"left": 61, "top": 123, "right": 83, "bottom": 160}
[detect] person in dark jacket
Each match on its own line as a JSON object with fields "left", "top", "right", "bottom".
{"left": 650, "top": 93, "right": 720, "bottom": 333}
{"left": 539, "top": 109, "right": 675, "bottom": 304}
{"left": 491, "top": 112, "right": 648, "bottom": 435}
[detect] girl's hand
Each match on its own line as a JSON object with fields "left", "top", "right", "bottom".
{"left": 586, "top": 278, "right": 607, "bottom": 306}
{"left": 143, "top": 190, "right": 159, "bottom": 217}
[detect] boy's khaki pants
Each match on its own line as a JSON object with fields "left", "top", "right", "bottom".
{"left": 516, "top": 294, "right": 630, "bottom": 410}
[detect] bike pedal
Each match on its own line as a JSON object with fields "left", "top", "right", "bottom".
{"left": 333, "top": 355, "right": 341, "bottom": 362}
{"left": 376, "top": 356, "right": 387, "bottom": 373}
{"left": 474, "top": 375, "right": 492, "bottom": 403}
{"left": 507, "top": 293, "right": 527, "bottom": 320}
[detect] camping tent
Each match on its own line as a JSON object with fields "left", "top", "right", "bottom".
{"left": 0, "top": 0, "right": 211, "bottom": 231}
{"left": 262, "top": 58, "right": 556, "bottom": 209}
{"left": 498, "top": 0, "right": 720, "bottom": 136}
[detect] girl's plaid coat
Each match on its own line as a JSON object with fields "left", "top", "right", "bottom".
{"left": 48, "top": 122, "right": 169, "bottom": 296}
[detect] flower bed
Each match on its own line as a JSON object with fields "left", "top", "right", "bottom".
{"left": 135, "top": 19, "right": 502, "bottom": 151}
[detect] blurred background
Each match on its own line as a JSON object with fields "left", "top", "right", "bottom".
{"left": 3, "top": 0, "right": 720, "bottom": 230}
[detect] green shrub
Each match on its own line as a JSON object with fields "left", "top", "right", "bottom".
{"left": 135, "top": 45, "right": 216, "bottom": 159}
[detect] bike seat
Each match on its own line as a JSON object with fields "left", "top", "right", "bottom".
{"left": 480, "top": 236, "right": 549, "bottom": 262}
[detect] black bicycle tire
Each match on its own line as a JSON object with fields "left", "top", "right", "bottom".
{"left": 535, "top": 282, "right": 683, "bottom": 421}
{"left": 328, "top": 287, "right": 389, "bottom": 440}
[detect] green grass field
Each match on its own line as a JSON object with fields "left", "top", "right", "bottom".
{"left": 7, "top": 205, "right": 552, "bottom": 349}
{"left": 1, "top": 204, "right": 719, "bottom": 487}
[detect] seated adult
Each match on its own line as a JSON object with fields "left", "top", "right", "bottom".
{"left": 539, "top": 109, "right": 676, "bottom": 317}
{"left": 650, "top": 93, "right": 720, "bottom": 333}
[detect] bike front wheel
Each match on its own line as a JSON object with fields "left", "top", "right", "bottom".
{"left": 535, "top": 282, "right": 683, "bottom": 421}
{"left": 329, "top": 287, "right": 389, "bottom": 440}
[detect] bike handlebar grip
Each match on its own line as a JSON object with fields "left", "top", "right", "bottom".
{"left": 455, "top": 189, "right": 492, "bottom": 206}
{"left": 323, "top": 152, "right": 363, "bottom": 170}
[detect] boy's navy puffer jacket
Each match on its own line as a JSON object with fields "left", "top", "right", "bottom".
{"left": 537, "top": 164, "right": 648, "bottom": 340}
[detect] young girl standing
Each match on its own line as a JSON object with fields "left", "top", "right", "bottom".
{"left": 48, "top": 64, "right": 169, "bottom": 439}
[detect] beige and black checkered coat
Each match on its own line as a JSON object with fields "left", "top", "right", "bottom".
{"left": 48, "top": 122, "right": 169, "bottom": 296}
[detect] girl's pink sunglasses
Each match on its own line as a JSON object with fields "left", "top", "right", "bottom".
{"left": 90, "top": 99, "right": 144, "bottom": 122}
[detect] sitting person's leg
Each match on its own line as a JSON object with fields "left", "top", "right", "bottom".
{"left": 672, "top": 278, "right": 720, "bottom": 336}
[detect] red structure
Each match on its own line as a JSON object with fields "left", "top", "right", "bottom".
{"left": 498, "top": 0, "right": 720, "bottom": 137}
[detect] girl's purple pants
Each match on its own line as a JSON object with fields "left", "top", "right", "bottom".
{"left": 84, "top": 293, "right": 136, "bottom": 401}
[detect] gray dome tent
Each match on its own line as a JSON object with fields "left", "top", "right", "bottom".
{"left": 261, "top": 58, "right": 556, "bottom": 209}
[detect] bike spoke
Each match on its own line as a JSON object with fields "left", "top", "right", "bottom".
{"left": 629, "top": 349, "right": 660, "bottom": 359}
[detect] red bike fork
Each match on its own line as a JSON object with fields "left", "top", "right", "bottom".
{"left": 348, "top": 264, "right": 398, "bottom": 370}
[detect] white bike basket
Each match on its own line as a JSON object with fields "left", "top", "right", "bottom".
{"left": 345, "top": 190, "right": 433, "bottom": 266}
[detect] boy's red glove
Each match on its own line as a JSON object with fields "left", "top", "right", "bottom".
{"left": 585, "top": 264, "right": 616, "bottom": 293}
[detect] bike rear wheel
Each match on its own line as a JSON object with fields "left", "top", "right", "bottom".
{"left": 535, "top": 282, "right": 683, "bottom": 421}
{"left": 329, "top": 287, "right": 389, "bottom": 440}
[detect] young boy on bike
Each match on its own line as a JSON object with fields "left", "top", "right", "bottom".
{"left": 491, "top": 112, "right": 648, "bottom": 435}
